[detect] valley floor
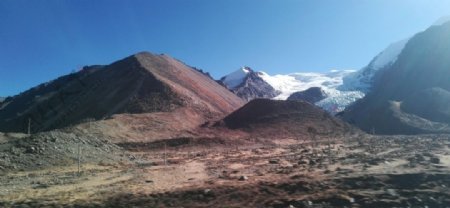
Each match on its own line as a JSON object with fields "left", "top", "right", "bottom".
{"left": 1, "top": 134, "right": 450, "bottom": 208}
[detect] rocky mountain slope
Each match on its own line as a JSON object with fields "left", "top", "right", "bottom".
{"left": 0, "top": 52, "right": 244, "bottom": 134}
{"left": 0, "top": 130, "right": 125, "bottom": 171}
{"left": 341, "top": 21, "right": 450, "bottom": 134}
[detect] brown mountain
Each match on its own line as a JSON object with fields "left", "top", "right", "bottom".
{"left": 0, "top": 52, "right": 244, "bottom": 135}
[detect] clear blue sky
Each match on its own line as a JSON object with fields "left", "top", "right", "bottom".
{"left": 1, "top": 0, "right": 450, "bottom": 97}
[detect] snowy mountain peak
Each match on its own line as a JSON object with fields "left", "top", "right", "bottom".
{"left": 341, "top": 38, "right": 409, "bottom": 92}
{"left": 220, "top": 67, "right": 253, "bottom": 89}
{"left": 370, "top": 38, "right": 409, "bottom": 70}
{"left": 220, "top": 67, "right": 280, "bottom": 101}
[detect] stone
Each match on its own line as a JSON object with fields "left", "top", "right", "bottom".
{"left": 298, "top": 160, "right": 308, "bottom": 165}
{"left": 430, "top": 157, "right": 440, "bottom": 164}
{"left": 203, "top": 189, "right": 212, "bottom": 195}
{"left": 269, "top": 159, "right": 279, "bottom": 164}
{"left": 26, "top": 146, "right": 37, "bottom": 154}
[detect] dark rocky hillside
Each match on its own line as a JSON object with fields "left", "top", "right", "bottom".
{"left": 342, "top": 22, "right": 450, "bottom": 134}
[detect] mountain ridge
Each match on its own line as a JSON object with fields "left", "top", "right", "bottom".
{"left": 0, "top": 52, "right": 244, "bottom": 134}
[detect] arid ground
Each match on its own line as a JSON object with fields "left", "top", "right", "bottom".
{"left": 1, "top": 133, "right": 449, "bottom": 208}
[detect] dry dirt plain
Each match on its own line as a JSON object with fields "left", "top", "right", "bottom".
{"left": 1, "top": 134, "right": 450, "bottom": 208}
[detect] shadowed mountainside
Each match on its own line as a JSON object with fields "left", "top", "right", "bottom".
{"left": 220, "top": 99, "right": 352, "bottom": 138}
{"left": 341, "top": 22, "right": 450, "bottom": 134}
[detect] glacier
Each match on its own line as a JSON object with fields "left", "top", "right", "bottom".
{"left": 259, "top": 70, "right": 365, "bottom": 113}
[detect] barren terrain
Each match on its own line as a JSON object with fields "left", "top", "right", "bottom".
{"left": 1, "top": 133, "right": 449, "bottom": 208}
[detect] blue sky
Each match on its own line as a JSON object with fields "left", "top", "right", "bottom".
{"left": 1, "top": 0, "right": 450, "bottom": 97}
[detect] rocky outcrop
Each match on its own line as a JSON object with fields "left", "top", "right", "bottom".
{"left": 287, "top": 87, "right": 326, "bottom": 104}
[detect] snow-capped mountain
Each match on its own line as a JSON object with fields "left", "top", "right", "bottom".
{"left": 341, "top": 18, "right": 450, "bottom": 134}
{"left": 220, "top": 67, "right": 252, "bottom": 90}
{"left": 259, "top": 36, "right": 412, "bottom": 113}
{"left": 221, "top": 47, "right": 405, "bottom": 113}
{"left": 341, "top": 16, "right": 450, "bottom": 93}
{"left": 220, "top": 39, "right": 411, "bottom": 113}
{"left": 220, "top": 67, "right": 280, "bottom": 101}
{"left": 221, "top": 17, "right": 450, "bottom": 114}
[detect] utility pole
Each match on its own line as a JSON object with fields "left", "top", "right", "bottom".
{"left": 28, "top": 118, "right": 31, "bottom": 135}
{"left": 77, "top": 144, "right": 81, "bottom": 176}
{"left": 164, "top": 142, "right": 167, "bottom": 166}
{"left": 328, "top": 135, "right": 332, "bottom": 163}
